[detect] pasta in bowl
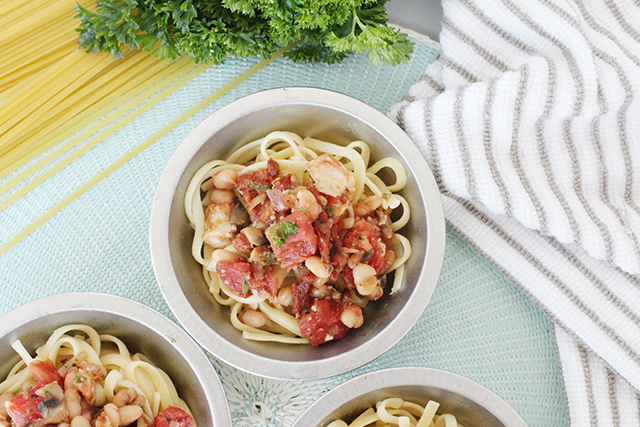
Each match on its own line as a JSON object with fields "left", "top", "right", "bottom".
{"left": 150, "top": 87, "right": 446, "bottom": 379}
{"left": 291, "top": 368, "right": 529, "bottom": 427}
{"left": 0, "top": 293, "right": 231, "bottom": 427}
{"left": 185, "top": 131, "right": 412, "bottom": 346}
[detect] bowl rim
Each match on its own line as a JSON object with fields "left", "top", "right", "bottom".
{"left": 0, "top": 292, "right": 232, "bottom": 427}
{"left": 149, "top": 87, "right": 446, "bottom": 380}
{"left": 291, "top": 367, "right": 529, "bottom": 427}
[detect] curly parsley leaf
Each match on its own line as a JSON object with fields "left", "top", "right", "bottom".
{"left": 271, "top": 220, "right": 298, "bottom": 247}
{"left": 249, "top": 181, "right": 271, "bottom": 191}
{"left": 75, "top": 0, "right": 413, "bottom": 65}
{"left": 325, "top": 3, "right": 413, "bottom": 66}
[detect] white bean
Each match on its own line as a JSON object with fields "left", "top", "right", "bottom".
{"left": 277, "top": 285, "right": 293, "bottom": 307}
{"left": 341, "top": 306, "right": 364, "bottom": 328}
{"left": 209, "top": 189, "right": 235, "bottom": 204}
{"left": 213, "top": 169, "right": 238, "bottom": 190}
{"left": 103, "top": 403, "right": 120, "bottom": 426}
{"left": 242, "top": 227, "right": 266, "bottom": 246}
{"left": 211, "top": 249, "right": 242, "bottom": 263}
{"left": 296, "top": 188, "right": 321, "bottom": 218}
{"left": 305, "top": 255, "right": 331, "bottom": 278}
{"left": 65, "top": 389, "right": 82, "bottom": 419}
{"left": 352, "top": 263, "right": 378, "bottom": 296}
{"left": 0, "top": 392, "right": 13, "bottom": 416}
{"left": 354, "top": 195, "right": 383, "bottom": 217}
{"left": 70, "top": 416, "right": 92, "bottom": 427}
{"left": 118, "top": 405, "right": 143, "bottom": 425}
{"left": 239, "top": 308, "right": 268, "bottom": 328}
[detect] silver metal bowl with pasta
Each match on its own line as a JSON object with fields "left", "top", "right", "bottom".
{"left": 150, "top": 87, "right": 446, "bottom": 380}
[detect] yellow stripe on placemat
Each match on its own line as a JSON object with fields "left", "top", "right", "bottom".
{"left": 0, "top": 46, "right": 290, "bottom": 257}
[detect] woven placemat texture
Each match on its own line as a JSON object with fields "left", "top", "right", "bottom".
{"left": 0, "top": 37, "right": 567, "bottom": 427}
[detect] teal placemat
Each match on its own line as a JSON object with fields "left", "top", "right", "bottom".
{"left": 0, "top": 36, "right": 568, "bottom": 427}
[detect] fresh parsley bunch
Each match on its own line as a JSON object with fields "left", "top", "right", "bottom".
{"left": 75, "top": 0, "right": 414, "bottom": 66}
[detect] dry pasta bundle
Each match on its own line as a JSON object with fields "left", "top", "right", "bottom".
{"left": 0, "top": 324, "right": 195, "bottom": 427}
{"left": 0, "top": 0, "right": 206, "bottom": 196}
{"left": 185, "top": 131, "right": 411, "bottom": 346}
{"left": 327, "top": 397, "right": 463, "bottom": 427}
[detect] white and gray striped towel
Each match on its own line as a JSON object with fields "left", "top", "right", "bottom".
{"left": 390, "top": 0, "right": 640, "bottom": 425}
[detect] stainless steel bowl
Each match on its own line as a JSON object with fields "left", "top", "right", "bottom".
{"left": 292, "top": 368, "right": 529, "bottom": 427}
{"left": 150, "top": 87, "right": 446, "bottom": 380}
{"left": 0, "top": 292, "right": 231, "bottom": 427}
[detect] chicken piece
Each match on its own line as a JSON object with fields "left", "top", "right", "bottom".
{"left": 305, "top": 154, "right": 355, "bottom": 198}
{"left": 203, "top": 202, "right": 237, "bottom": 248}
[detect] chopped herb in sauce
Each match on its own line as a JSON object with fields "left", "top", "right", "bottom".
{"left": 249, "top": 181, "right": 271, "bottom": 191}
{"left": 259, "top": 252, "right": 278, "bottom": 266}
{"left": 271, "top": 221, "right": 299, "bottom": 247}
{"left": 242, "top": 279, "right": 251, "bottom": 296}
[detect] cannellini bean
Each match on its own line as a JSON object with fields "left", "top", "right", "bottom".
{"left": 384, "top": 250, "right": 396, "bottom": 271}
{"left": 366, "top": 286, "right": 384, "bottom": 301}
{"left": 70, "top": 416, "right": 91, "bottom": 427}
{"left": 103, "top": 403, "right": 120, "bottom": 426}
{"left": 242, "top": 227, "right": 266, "bottom": 246}
{"left": 305, "top": 255, "right": 331, "bottom": 278}
{"left": 296, "top": 188, "right": 321, "bottom": 218}
{"left": 352, "top": 263, "right": 378, "bottom": 296}
{"left": 118, "top": 405, "right": 143, "bottom": 425}
{"left": 310, "top": 285, "right": 333, "bottom": 299}
{"left": 58, "top": 351, "right": 89, "bottom": 377}
{"left": 20, "top": 379, "right": 36, "bottom": 393}
{"left": 0, "top": 392, "right": 13, "bottom": 415}
{"left": 211, "top": 249, "right": 242, "bottom": 263}
{"left": 277, "top": 285, "right": 293, "bottom": 307}
{"left": 112, "top": 388, "right": 137, "bottom": 408}
{"left": 94, "top": 383, "right": 107, "bottom": 407}
{"left": 354, "top": 195, "right": 383, "bottom": 217}
{"left": 65, "top": 389, "right": 82, "bottom": 419}
{"left": 213, "top": 169, "right": 238, "bottom": 190}
{"left": 341, "top": 306, "right": 364, "bottom": 328}
{"left": 209, "top": 189, "right": 235, "bottom": 204}
{"left": 239, "top": 308, "right": 268, "bottom": 328}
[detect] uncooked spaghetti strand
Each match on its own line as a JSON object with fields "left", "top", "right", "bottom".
{"left": 0, "top": 61, "right": 207, "bottom": 212}
{"left": 0, "top": 55, "right": 194, "bottom": 179}
{"left": 0, "top": 50, "right": 154, "bottom": 155}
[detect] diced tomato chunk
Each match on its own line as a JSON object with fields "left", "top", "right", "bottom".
{"left": 216, "top": 259, "right": 279, "bottom": 300}
{"left": 154, "top": 406, "right": 196, "bottom": 427}
{"left": 343, "top": 220, "right": 386, "bottom": 272}
{"left": 235, "top": 159, "right": 280, "bottom": 225}
{"left": 291, "top": 273, "right": 314, "bottom": 317}
{"left": 232, "top": 232, "right": 252, "bottom": 254}
{"left": 272, "top": 174, "right": 293, "bottom": 192}
{"left": 249, "top": 263, "right": 279, "bottom": 301}
{"left": 29, "top": 359, "right": 64, "bottom": 389}
{"left": 216, "top": 260, "right": 251, "bottom": 295}
{"left": 299, "top": 299, "right": 349, "bottom": 346}
{"left": 6, "top": 391, "right": 43, "bottom": 427}
{"left": 267, "top": 212, "right": 318, "bottom": 269}
{"left": 313, "top": 208, "right": 332, "bottom": 263}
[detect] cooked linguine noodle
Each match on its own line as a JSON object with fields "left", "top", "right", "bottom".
{"left": 0, "top": 324, "right": 194, "bottom": 426}
{"left": 185, "top": 131, "right": 412, "bottom": 345}
{"left": 327, "top": 398, "right": 463, "bottom": 427}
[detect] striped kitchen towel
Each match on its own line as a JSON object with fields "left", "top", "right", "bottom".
{"left": 390, "top": 0, "right": 640, "bottom": 425}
